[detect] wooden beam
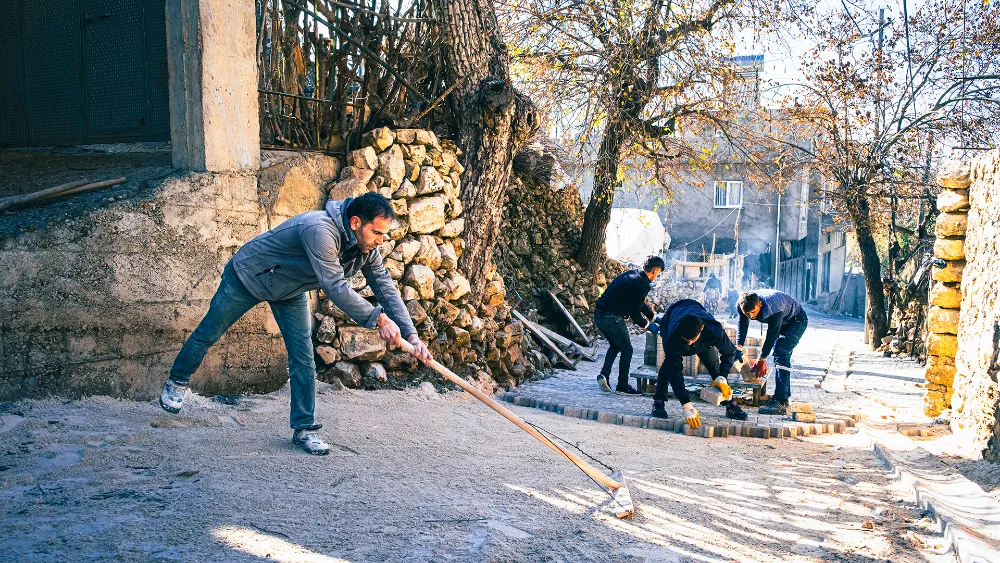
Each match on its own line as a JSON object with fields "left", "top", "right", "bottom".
{"left": 534, "top": 322, "right": 598, "bottom": 362}
{"left": 548, "top": 289, "right": 592, "bottom": 345}
{"left": 511, "top": 310, "right": 577, "bottom": 370}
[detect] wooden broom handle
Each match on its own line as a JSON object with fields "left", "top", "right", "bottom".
{"left": 396, "top": 339, "right": 623, "bottom": 491}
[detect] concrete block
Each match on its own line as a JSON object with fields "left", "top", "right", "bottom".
{"left": 648, "top": 417, "right": 672, "bottom": 431}
{"left": 833, "top": 421, "right": 845, "bottom": 433}
{"left": 789, "top": 402, "right": 813, "bottom": 414}
{"left": 622, "top": 415, "right": 648, "bottom": 428}
{"left": 699, "top": 386, "right": 724, "bottom": 406}
{"left": 793, "top": 412, "right": 817, "bottom": 423}
{"left": 513, "top": 396, "right": 534, "bottom": 407}
{"left": 683, "top": 424, "right": 697, "bottom": 436}
{"left": 562, "top": 406, "right": 581, "bottom": 418}
{"left": 597, "top": 411, "right": 622, "bottom": 425}
{"left": 700, "top": 425, "right": 715, "bottom": 438}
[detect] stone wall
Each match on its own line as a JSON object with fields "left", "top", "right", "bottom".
{"left": 310, "top": 128, "right": 532, "bottom": 393}
{"left": 948, "top": 150, "right": 1000, "bottom": 457}
{"left": 0, "top": 153, "right": 338, "bottom": 401}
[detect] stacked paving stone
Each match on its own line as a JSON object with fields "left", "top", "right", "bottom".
{"left": 313, "top": 127, "right": 533, "bottom": 392}
{"left": 924, "top": 161, "right": 970, "bottom": 417}
{"left": 494, "top": 174, "right": 623, "bottom": 335}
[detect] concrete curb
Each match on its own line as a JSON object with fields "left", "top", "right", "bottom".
{"left": 499, "top": 393, "right": 860, "bottom": 440}
{"left": 873, "top": 443, "right": 1000, "bottom": 562}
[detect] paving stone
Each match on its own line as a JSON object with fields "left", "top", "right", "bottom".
{"left": 563, "top": 406, "right": 582, "bottom": 418}
{"left": 793, "top": 412, "right": 817, "bottom": 423}
{"left": 699, "top": 386, "right": 724, "bottom": 406}
{"left": 789, "top": 402, "right": 813, "bottom": 414}
{"left": 597, "top": 411, "right": 622, "bottom": 425}
{"left": 621, "top": 415, "right": 648, "bottom": 428}
{"left": 648, "top": 417, "right": 671, "bottom": 431}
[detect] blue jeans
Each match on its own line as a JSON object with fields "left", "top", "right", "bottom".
{"left": 169, "top": 262, "right": 318, "bottom": 430}
{"left": 593, "top": 310, "right": 633, "bottom": 388}
{"left": 772, "top": 316, "right": 808, "bottom": 402}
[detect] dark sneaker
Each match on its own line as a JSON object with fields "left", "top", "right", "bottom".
{"left": 726, "top": 401, "right": 749, "bottom": 421}
{"left": 292, "top": 429, "right": 330, "bottom": 456}
{"left": 651, "top": 402, "right": 669, "bottom": 419}
{"left": 759, "top": 399, "right": 788, "bottom": 415}
{"left": 615, "top": 384, "right": 643, "bottom": 396}
{"left": 597, "top": 375, "right": 613, "bottom": 393}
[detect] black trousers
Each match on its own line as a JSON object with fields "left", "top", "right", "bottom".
{"left": 654, "top": 347, "right": 721, "bottom": 404}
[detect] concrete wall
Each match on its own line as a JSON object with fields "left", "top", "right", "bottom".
{"left": 947, "top": 151, "right": 1000, "bottom": 457}
{"left": 0, "top": 153, "right": 338, "bottom": 401}
{"left": 166, "top": 0, "right": 259, "bottom": 172}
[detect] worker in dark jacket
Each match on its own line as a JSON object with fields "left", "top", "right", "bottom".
{"left": 593, "top": 256, "right": 664, "bottom": 395}
{"left": 651, "top": 299, "right": 748, "bottom": 425}
{"left": 159, "top": 193, "right": 432, "bottom": 456}
{"left": 737, "top": 289, "right": 808, "bottom": 415}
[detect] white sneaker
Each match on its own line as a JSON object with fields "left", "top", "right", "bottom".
{"left": 159, "top": 380, "right": 188, "bottom": 414}
{"left": 292, "top": 429, "right": 330, "bottom": 456}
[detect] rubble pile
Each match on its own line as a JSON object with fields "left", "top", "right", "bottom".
{"left": 494, "top": 174, "right": 622, "bottom": 336}
{"left": 878, "top": 299, "right": 928, "bottom": 359}
{"left": 648, "top": 276, "right": 705, "bottom": 311}
{"left": 312, "top": 127, "right": 535, "bottom": 392}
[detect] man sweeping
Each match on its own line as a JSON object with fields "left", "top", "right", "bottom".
{"left": 650, "top": 299, "right": 748, "bottom": 426}
{"left": 737, "top": 289, "right": 808, "bottom": 415}
{"left": 158, "top": 192, "right": 432, "bottom": 455}
{"left": 593, "top": 256, "right": 664, "bottom": 395}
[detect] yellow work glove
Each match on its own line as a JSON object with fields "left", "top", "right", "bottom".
{"left": 712, "top": 376, "right": 732, "bottom": 401}
{"left": 683, "top": 402, "right": 701, "bottom": 429}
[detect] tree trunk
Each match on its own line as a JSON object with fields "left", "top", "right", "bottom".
{"left": 847, "top": 193, "right": 889, "bottom": 346}
{"left": 432, "top": 0, "right": 538, "bottom": 301}
{"left": 576, "top": 116, "right": 629, "bottom": 271}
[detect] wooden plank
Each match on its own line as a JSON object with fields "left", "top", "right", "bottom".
{"left": 548, "top": 289, "right": 592, "bottom": 345}
{"left": 530, "top": 320, "right": 583, "bottom": 366}
{"left": 511, "top": 310, "right": 577, "bottom": 370}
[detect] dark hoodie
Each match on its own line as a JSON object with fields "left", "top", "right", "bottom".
{"left": 656, "top": 299, "right": 736, "bottom": 404}
{"left": 230, "top": 198, "right": 416, "bottom": 337}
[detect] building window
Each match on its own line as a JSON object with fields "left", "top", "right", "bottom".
{"left": 714, "top": 181, "right": 743, "bottom": 208}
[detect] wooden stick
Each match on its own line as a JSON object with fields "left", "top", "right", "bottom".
{"left": 548, "top": 289, "right": 592, "bottom": 345}
{"left": 0, "top": 180, "right": 90, "bottom": 209}
{"left": 396, "top": 339, "right": 623, "bottom": 492}
{"left": 0, "top": 177, "right": 126, "bottom": 212}
{"left": 511, "top": 310, "right": 577, "bottom": 370}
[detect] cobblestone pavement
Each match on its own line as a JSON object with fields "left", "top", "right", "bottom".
{"left": 502, "top": 307, "right": 890, "bottom": 439}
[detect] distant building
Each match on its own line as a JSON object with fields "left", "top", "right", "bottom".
{"left": 567, "top": 55, "right": 850, "bottom": 305}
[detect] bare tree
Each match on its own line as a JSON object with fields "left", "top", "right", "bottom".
{"left": 765, "top": 0, "right": 1000, "bottom": 344}
{"left": 500, "top": 0, "right": 786, "bottom": 271}
{"left": 431, "top": 0, "right": 540, "bottom": 299}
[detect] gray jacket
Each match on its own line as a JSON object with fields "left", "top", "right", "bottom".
{"left": 231, "top": 199, "right": 417, "bottom": 338}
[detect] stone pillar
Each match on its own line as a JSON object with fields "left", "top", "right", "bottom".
{"left": 165, "top": 0, "right": 260, "bottom": 172}
{"left": 924, "top": 161, "right": 970, "bottom": 416}
{"left": 950, "top": 150, "right": 1000, "bottom": 458}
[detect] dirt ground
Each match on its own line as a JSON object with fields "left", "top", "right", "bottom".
{"left": 0, "top": 381, "right": 956, "bottom": 562}
{"left": 0, "top": 144, "right": 174, "bottom": 200}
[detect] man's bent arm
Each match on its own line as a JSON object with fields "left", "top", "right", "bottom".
{"left": 301, "top": 225, "right": 382, "bottom": 328}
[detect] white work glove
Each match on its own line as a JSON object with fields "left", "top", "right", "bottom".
{"left": 683, "top": 402, "right": 701, "bottom": 429}
{"left": 712, "top": 376, "right": 732, "bottom": 401}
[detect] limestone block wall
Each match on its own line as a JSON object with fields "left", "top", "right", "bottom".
{"left": 949, "top": 150, "right": 1000, "bottom": 457}
{"left": 0, "top": 153, "right": 338, "bottom": 401}
{"left": 310, "top": 127, "right": 532, "bottom": 392}
{"left": 924, "top": 161, "right": 971, "bottom": 416}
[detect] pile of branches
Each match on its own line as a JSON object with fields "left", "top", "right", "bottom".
{"left": 255, "top": 0, "right": 453, "bottom": 153}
